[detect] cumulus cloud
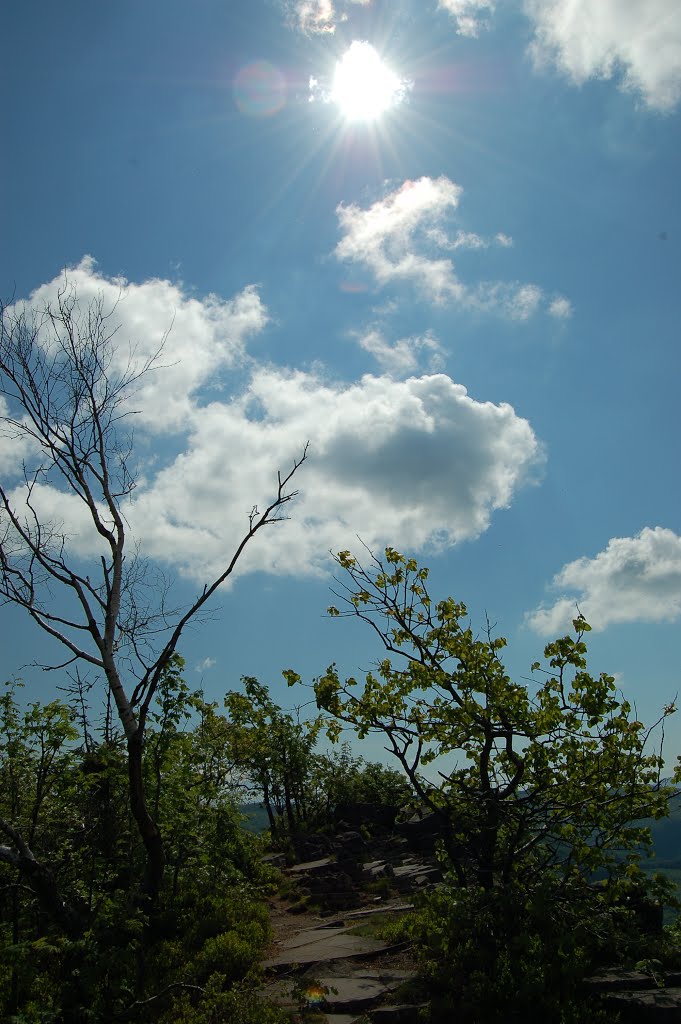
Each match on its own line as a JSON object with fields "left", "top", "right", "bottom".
{"left": 525, "top": 0, "right": 681, "bottom": 112}
{"left": 435, "top": 0, "right": 681, "bottom": 111}
{"left": 438, "top": 0, "right": 495, "bottom": 37}
{"left": 526, "top": 527, "right": 681, "bottom": 635}
{"left": 0, "top": 397, "right": 38, "bottom": 472}
{"left": 1, "top": 260, "right": 543, "bottom": 586}
{"left": 12, "top": 257, "right": 267, "bottom": 433}
{"left": 128, "top": 368, "right": 543, "bottom": 581}
{"left": 335, "top": 177, "right": 568, "bottom": 318}
{"left": 354, "top": 327, "right": 445, "bottom": 375}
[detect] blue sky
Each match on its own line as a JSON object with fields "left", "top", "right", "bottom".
{"left": 1, "top": 0, "right": 680, "bottom": 765}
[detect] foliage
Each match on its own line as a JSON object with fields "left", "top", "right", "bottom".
{"left": 224, "top": 677, "right": 323, "bottom": 836}
{"left": 294, "top": 546, "right": 679, "bottom": 1019}
{"left": 224, "top": 679, "right": 410, "bottom": 840}
{"left": 0, "top": 667, "right": 279, "bottom": 1023}
{"left": 307, "top": 743, "right": 412, "bottom": 826}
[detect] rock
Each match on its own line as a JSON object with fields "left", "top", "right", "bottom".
{"left": 598, "top": 986, "right": 681, "bottom": 1021}
{"left": 369, "top": 1003, "right": 429, "bottom": 1022}
{"left": 289, "top": 856, "right": 335, "bottom": 875}
{"left": 345, "top": 903, "right": 414, "bottom": 920}
{"left": 324, "top": 1016, "right": 365, "bottom": 1024}
{"left": 335, "top": 802, "right": 400, "bottom": 830}
{"left": 261, "top": 851, "right": 287, "bottom": 869}
{"left": 334, "top": 831, "right": 367, "bottom": 857}
{"left": 265, "top": 968, "right": 416, "bottom": 1016}
{"left": 584, "top": 969, "right": 656, "bottom": 992}
{"left": 306, "top": 971, "right": 415, "bottom": 1013}
{"left": 392, "top": 862, "right": 442, "bottom": 892}
{"left": 395, "top": 808, "right": 442, "bottom": 853}
{"left": 263, "top": 928, "right": 390, "bottom": 969}
{"left": 362, "top": 861, "right": 395, "bottom": 882}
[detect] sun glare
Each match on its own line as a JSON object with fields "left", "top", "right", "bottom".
{"left": 331, "top": 41, "right": 406, "bottom": 122}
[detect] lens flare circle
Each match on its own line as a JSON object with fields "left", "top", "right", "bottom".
{"left": 234, "top": 60, "right": 286, "bottom": 117}
{"left": 331, "top": 41, "right": 405, "bottom": 122}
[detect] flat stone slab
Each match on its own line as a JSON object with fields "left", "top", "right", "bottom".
{"left": 323, "top": 1017, "right": 364, "bottom": 1024}
{"left": 280, "top": 926, "right": 349, "bottom": 950}
{"left": 263, "top": 931, "right": 390, "bottom": 968}
{"left": 265, "top": 970, "right": 416, "bottom": 1013}
{"left": 289, "top": 857, "right": 335, "bottom": 874}
{"left": 585, "top": 970, "right": 655, "bottom": 992}
{"left": 370, "top": 1003, "right": 430, "bottom": 1022}
{"left": 345, "top": 904, "right": 414, "bottom": 920}
{"left": 599, "top": 986, "right": 681, "bottom": 1019}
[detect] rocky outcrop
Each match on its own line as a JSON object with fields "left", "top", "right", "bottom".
{"left": 335, "top": 801, "right": 400, "bottom": 831}
{"left": 584, "top": 969, "right": 681, "bottom": 1021}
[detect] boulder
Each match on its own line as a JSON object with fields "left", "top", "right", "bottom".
{"left": 335, "top": 802, "right": 400, "bottom": 830}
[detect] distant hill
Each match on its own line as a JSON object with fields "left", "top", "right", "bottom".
{"left": 645, "top": 796, "right": 681, "bottom": 867}
{"left": 240, "top": 802, "right": 270, "bottom": 834}
{"left": 239, "top": 795, "right": 681, "bottom": 861}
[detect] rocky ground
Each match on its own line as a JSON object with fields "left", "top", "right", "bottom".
{"left": 259, "top": 833, "right": 434, "bottom": 1023}
{"left": 257, "top": 824, "right": 681, "bottom": 1023}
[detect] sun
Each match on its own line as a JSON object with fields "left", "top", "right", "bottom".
{"left": 331, "top": 41, "right": 406, "bottom": 122}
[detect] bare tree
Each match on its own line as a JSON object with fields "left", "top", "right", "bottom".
{"left": 0, "top": 280, "right": 307, "bottom": 901}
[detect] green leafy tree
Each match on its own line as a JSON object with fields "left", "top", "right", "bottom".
{"left": 0, "top": 668, "right": 279, "bottom": 1023}
{"left": 307, "top": 743, "right": 412, "bottom": 825}
{"left": 224, "top": 678, "right": 322, "bottom": 836}
{"left": 293, "top": 546, "right": 679, "bottom": 1019}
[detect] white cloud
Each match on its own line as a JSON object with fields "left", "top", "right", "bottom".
{"left": 336, "top": 177, "right": 465, "bottom": 303}
{"left": 506, "top": 283, "right": 543, "bottom": 321}
{"left": 1, "top": 480, "right": 111, "bottom": 560}
{"left": 525, "top": 0, "right": 681, "bottom": 111}
{"left": 548, "top": 295, "right": 573, "bottom": 319}
{"left": 13, "top": 257, "right": 267, "bottom": 432}
{"left": 335, "top": 177, "right": 568, "bottom": 318}
{"left": 0, "top": 397, "right": 37, "bottom": 472}
{"left": 526, "top": 527, "right": 681, "bottom": 635}
{"left": 2, "top": 261, "right": 543, "bottom": 586}
{"left": 195, "top": 657, "right": 216, "bottom": 673}
{"left": 289, "top": 0, "right": 370, "bottom": 34}
{"left": 291, "top": 0, "right": 336, "bottom": 33}
{"left": 438, "top": 0, "right": 495, "bottom": 37}
{"left": 436, "top": 0, "right": 681, "bottom": 111}
{"left": 126, "top": 368, "right": 542, "bottom": 581}
{"left": 354, "top": 327, "right": 445, "bottom": 375}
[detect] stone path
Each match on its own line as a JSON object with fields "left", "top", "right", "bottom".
{"left": 261, "top": 875, "right": 425, "bottom": 1022}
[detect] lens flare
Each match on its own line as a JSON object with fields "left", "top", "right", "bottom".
{"left": 234, "top": 61, "right": 286, "bottom": 117}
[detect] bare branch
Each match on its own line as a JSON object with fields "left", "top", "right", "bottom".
{"left": 0, "top": 284, "right": 308, "bottom": 899}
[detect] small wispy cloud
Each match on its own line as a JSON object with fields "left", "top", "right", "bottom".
{"left": 548, "top": 296, "right": 573, "bottom": 319}
{"left": 438, "top": 0, "right": 495, "bottom": 37}
{"left": 354, "top": 327, "right": 445, "bottom": 376}
{"left": 289, "top": 0, "right": 370, "bottom": 35}
{"left": 195, "top": 656, "right": 216, "bottom": 673}
{"left": 335, "top": 176, "right": 569, "bottom": 320}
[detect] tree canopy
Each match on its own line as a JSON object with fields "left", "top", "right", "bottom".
{"left": 283, "top": 545, "right": 681, "bottom": 1020}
